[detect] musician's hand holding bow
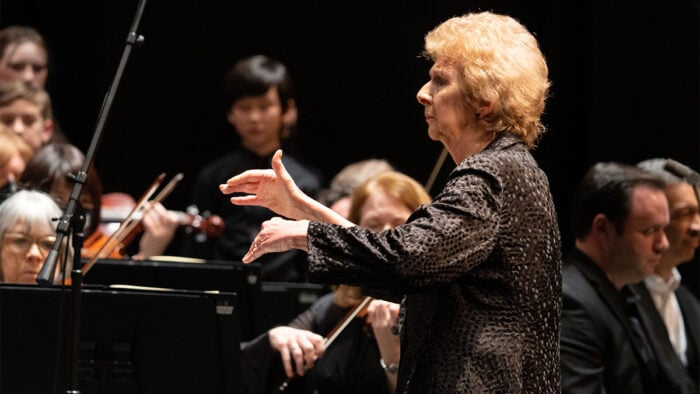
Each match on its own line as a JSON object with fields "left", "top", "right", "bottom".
{"left": 268, "top": 326, "right": 326, "bottom": 378}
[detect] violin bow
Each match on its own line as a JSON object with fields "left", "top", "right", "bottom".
{"left": 82, "top": 173, "right": 167, "bottom": 274}
{"left": 424, "top": 147, "right": 448, "bottom": 194}
{"left": 99, "top": 172, "right": 184, "bottom": 255}
{"left": 324, "top": 296, "right": 373, "bottom": 347}
{"left": 150, "top": 172, "right": 184, "bottom": 203}
{"left": 278, "top": 296, "right": 373, "bottom": 392}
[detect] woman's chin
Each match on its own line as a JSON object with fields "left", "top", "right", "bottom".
{"left": 426, "top": 129, "right": 441, "bottom": 142}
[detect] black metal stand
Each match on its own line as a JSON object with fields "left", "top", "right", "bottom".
{"left": 35, "top": 0, "right": 148, "bottom": 392}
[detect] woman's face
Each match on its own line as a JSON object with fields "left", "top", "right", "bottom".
{"left": 416, "top": 59, "right": 470, "bottom": 147}
{"left": 358, "top": 191, "right": 412, "bottom": 232}
{"left": 0, "top": 220, "right": 55, "bottom": 283}
{"left": 0, "top": 41, "right": 48, "bottom": 89}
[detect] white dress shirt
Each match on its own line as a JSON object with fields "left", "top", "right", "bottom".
{"left": 644, "top": 268, "right": 688, "bottom": 365}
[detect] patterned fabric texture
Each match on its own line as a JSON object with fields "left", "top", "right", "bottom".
{"left": 307, "top": 133, "right": 562, "bottom": 393}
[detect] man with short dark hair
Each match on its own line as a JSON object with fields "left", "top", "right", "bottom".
{"left": 561, "top": 161, "right": 670, "bottom": 393}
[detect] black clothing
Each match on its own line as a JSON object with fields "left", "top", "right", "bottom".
{"left": 0, "top": 181, "right": 16, "bottom": 205}
{"left": 561, "top": 248, "right": 661, "bottom": 393}
{"left": 183, "top": 147, "right": 321, "bottom": 281}
{"left": 242, "top": 293, "right": 390, "bottom": 394}
{"left": 630, "top": 281, "right": 700, "bottom": 394}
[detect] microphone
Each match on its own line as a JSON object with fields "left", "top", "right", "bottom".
{"left": 664, "top": 159, "right": 700, "bottom": 185}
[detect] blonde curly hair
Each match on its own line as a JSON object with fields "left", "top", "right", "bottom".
{"left": 423, "top": 11, "right": 550, "bottom": 148}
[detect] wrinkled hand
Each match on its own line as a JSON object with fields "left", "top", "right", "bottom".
{"left": 220, "top": 150, "right": 307, "bottom": 220}
{"left": 244, "top": 217, "right": 309, "bottom": 263}
{"left": 134, "top": 202, "right": 179, "bottom": 259}
{"left": 268, "top": 326, "right": 326, "bottom": 378}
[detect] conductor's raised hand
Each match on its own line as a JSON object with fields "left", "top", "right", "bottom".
{"left": 219, "top": 150, "right": 308, "bottom": 220}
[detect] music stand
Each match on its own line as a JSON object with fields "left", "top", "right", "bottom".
{"left": 0, "top": 284, "right": 241, "bottom": 394}
{"left": 81, "top": 258, "right": 262, "bottom": 341}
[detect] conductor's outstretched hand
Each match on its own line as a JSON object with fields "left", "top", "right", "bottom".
{"left": 220, "top": 150, "right": 308, "bottom": 220}
{"left": 220, "top": 149, "right": 354, "bottom": 263}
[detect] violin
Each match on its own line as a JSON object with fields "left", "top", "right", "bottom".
{"left": 82, "top": 207, "right": 224, "bottom": 259}
{"left": 81, "top": 175, "right": 224, "bottom": 261}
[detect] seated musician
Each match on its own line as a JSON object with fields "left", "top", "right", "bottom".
{"left": 242, "top": 171, "right": 431, "bottom": 394}
{"left": 183, "top": 55, "right": 321, "bottom": 281}
{"left": 18, "top": 142, "right": 179, "bottom": 260}
{"left": 0, "top": 189, "right": 69, "bottom": 284}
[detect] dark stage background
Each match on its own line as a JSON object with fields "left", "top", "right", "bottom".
{"left": 1, "top": 0, "right": 698, "bottom": 289}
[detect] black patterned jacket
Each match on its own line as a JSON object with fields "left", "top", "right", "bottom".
{"left": 307, "top": 133, "right": 562, "bottom": 393}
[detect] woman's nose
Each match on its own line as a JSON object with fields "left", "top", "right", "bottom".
{"left": 416, "top": 82, "right": 431, "bottom": 105}
{"left": 26, "top": 241, "right": 44, "bottom": 259}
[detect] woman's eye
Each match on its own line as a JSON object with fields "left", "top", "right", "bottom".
{"left": 15, "top": 239, "right": 31, "bottom": 249}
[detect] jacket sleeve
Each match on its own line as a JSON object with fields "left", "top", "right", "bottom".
{"left": 306, "top": 166, "right": 501, "bottom": 293}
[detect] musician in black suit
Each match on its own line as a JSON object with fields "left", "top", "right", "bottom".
{"left": 561, "top": 162, "right": 670, "bottom": 393}
{"left": 628, "top": 158, "right": 700, "bottom": 394}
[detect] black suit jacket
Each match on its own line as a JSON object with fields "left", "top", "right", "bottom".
{"left": 630, "top": 280, "right": 700, "bottom": 394}
{"left": 561, "top": 248, "right": 660, "bottom": 393}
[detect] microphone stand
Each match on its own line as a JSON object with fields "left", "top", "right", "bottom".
{"left": 36, "top": 0, "right": 148, "bottom": 392}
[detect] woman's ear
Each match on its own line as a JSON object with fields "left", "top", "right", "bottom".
{"left": 475, "top": 101, "right": 494, "bottom": 119}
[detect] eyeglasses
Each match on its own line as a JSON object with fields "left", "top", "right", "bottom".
{"left": 2, "top": 233, "right": 57, "bottom": 254}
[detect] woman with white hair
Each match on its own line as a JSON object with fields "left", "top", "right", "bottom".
{"left": 0, "top": 189, "right": 68, "bottom": 284}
